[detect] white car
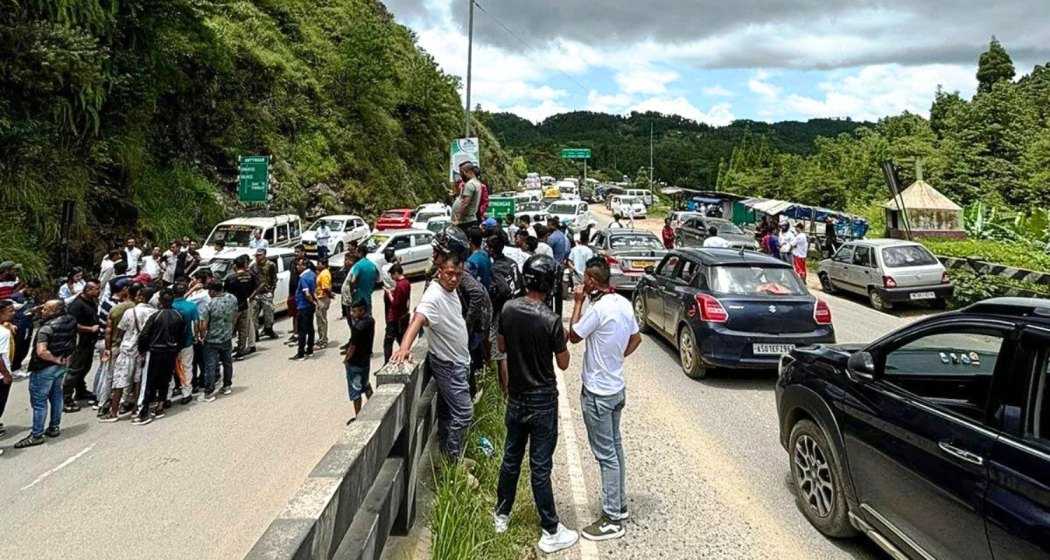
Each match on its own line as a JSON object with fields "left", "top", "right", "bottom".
{"left": 411, "top": 204, "right": 452, "bottom": 229}
{"left": 200, "top": 214, "right": 302, "bottom": 262}
{"left": 361, "top": 229, "right": 434, "bottom": 277}
{"left": 547, "top": 200, "right": 595, "bottom": 231}
{"left": 556, "top": 181, "right": 580, "bottom": 201}
{"left": 610, "top": 195, "right": 647, "bottom": 219}
{"left": 204, "top": 248, "right": 294, "bottom": 313}
{"left": 424, "top": 216, "right": 451, "bottom": 234}
{"left": 515, "top": 201, "right": 550, "bottom": 226}
{"left": 626, "top": 188, "right": 653, "bottom": 207}
{"left": 301, "top": 215, "right": 370, "bottom": 257}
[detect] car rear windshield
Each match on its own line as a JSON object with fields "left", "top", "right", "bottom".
{"left": 715, "top": 222, "right": 744, "bottom": 235}
{"left": 363, "top": 234, "right": 390, "bottom": 253}
{"left": 548, "top": 203, "right": 577, "bottom": 214}
{"left": 381, "top": 211, "right": 407, "bottom": 220}
{"left": 609, "top": 234, "right": 662, "bottom": 250}
{"left": 881, "top": 245, "right": 938, "bottom": 267}
{"left": 415, "top": 211, "right": 444, "bottom": 222}
{"left": 709, "top": 265, "right": 806, "bottom": 296}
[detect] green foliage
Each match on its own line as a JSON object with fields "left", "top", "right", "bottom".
{"left": 946, "top": 269, "right": 1050, "bottom": 309}
{"left": 924, "top": 239, "right": 1050, "bottom": 272}
{"left": 977, "top": 37, "right": 1016, "bottom": 94}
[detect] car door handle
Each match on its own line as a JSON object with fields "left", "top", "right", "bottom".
{"left": 938, "top": 441, "right": 984, "bottom": 466}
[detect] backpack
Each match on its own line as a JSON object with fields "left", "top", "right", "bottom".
{"left": 476, "top": 181, "right": 490, "bottom": 221}
{"left": 489, "top": 257, "right": 522, "bottom": 314}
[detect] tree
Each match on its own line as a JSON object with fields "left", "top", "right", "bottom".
{"left": 976, "top": 37, "right": 1016, "bottom": 93}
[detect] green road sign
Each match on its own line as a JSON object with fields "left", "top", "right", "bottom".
{"left": 560, "top": 148, "right": 591, "bottom": 159}
{"left": 238, "top": 156, "right": 269, "bottom": 203}
{"left": 486, "top": 197, "right": 516, "bottom": 220}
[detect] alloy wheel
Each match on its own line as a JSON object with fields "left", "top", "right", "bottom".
{"left": 794, "top": 435, "right": 834, "bottom": 518}
{"left": 679, "top": 329, "right": 695, "bottom": 372}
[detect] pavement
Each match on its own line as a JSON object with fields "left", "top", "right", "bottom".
{"left": 0, "top": 281, "right": 424, "bottom": 560}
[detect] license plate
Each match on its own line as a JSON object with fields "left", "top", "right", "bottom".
{"left": 910, "top": 291, "right": 936, "bottom": 300}
{"left": 632, "top": 260, "right": 655, "bottom": 269}
{"left": 753, "top": 343, "right": 795, "bottom": 355}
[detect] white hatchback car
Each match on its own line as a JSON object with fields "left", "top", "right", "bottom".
{"left": 610, "top": 195, "right": 647, "bottom": 220}
{"left": 412, "top": 204, "right": 452, "bottom": 230}
{"left": 301, "top": 215, "right": 370, "bottom": 258}
{"left": 818, "top": 239, "right": 954, "bottom": 311}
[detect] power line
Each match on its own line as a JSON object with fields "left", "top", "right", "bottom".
{"left": 470, "top": 1, "right": 591, "bottom": 98}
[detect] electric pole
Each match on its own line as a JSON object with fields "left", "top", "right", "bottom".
{"left": 649, "top": 121, "right": 655, "bottom": 193}
{"left": 464, "top": 0, "right": 475, "bottom": 137}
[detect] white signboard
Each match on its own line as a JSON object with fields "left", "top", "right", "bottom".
{"left": 450, "top": 137, "right": 479, "bottom": 182}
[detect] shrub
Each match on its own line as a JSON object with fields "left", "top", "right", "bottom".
{"left": 947, "top": 269, "right": 1050, "bottom": 308}
{"left": 924, "top": 238, "right": 1050, "bottom": 273}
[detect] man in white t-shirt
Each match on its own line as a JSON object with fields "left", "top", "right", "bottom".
{"left": 790, "top": 223, "right": 810, "bottom": 281}
{"left": 392, "top": 250, "right": 473, "bottom": 459}
{"left": 777, "top": 222, "right": 795, "bottom": 263}
{"left": 567, "top": 256, "right": 642, "bottom": 542}
{"left": 125, "top": 238, "right": 143, "bottom": 275}
{"left": 702, "top": 226, "right": 731, "bottom": 248}
{"left": 0, "top": 299, "right": 15, "bottom": 444}
{"left": 567, "top": 228, "right": 595, "bottom": 286}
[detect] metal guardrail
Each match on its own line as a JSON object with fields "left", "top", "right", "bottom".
{"left": 244, "top": 344, "right": 437, "bottom": 560}
{"left": 938, "top": 255, "right": 1050, "bottom": 285}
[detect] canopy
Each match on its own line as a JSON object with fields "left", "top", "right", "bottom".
{"left": 883, "top": 179, "right": 962, "bottom": 211}
{"left": 689, "top": 196, "right": 723, "bottom": 205}
{"left": 738, "top": 197, "right": 869, "bottom": 238}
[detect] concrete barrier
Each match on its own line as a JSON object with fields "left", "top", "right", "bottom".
{"left": 938, "top": 255, "right": 1050, "bottom": 285}
{"left": 245, "top": 344, "right": 435, "bottom": 560}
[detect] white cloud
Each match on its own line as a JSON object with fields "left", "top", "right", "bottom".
{"left": 702, "top": 85, "right": 733, "bottom": 97}
{"left": 748, "top": 70, "right": 781, "bottom": 99}
{"left": 614, "top": 67, "right": 680, "bottom": 95}
{"left": 629, "top": 97, "right": 735, "bottom": 126}
{"left": 586, "top": 90, "right": 634, "bottom": 114}
{"left": 502, "top": 99, "right": 573, "bottom": 123}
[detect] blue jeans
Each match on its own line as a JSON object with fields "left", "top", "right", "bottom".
{"left": 203, "top": 341, "right": 233, "bottom": 394}
{"left": 29, "top": 364, "right": 67, "bottom": 437}
{"left": 428, "top": 353, "right": 473, "bottom": 459}
{"left": 581, "top": 388, "right": 627, "bottom": 519}
{"left": 345, "top": 364, "right": 372, "bottom": 401}
{"left": 496, "top": 392, "right": 560, "bottom": 533}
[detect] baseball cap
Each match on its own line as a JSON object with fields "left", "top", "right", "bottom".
{"left": 482, "top": 217, "right": 497, "bottom": 228}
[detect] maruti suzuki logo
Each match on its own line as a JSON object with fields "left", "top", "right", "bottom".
{"left": 769, "top": 305, "right": 777, "bottom": 313}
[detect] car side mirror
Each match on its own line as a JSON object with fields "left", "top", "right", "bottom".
{"left": 644, "top": 266, "right": 655, "bottom": 275}
{"left": 846, "top": 351, "right": 876, "bottom": 382}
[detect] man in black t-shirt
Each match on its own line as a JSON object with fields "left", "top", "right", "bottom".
{"left": 64, "top": 280, "right": 101, "bottom": 411}
{"left": 344, "top": 299, "right": 375, "bottom": 423}
{"left": 493, "top": 254, "right": 579, "bottom": 553}
{"left": 223, "top": 256, "right": 258, "bottom": 358}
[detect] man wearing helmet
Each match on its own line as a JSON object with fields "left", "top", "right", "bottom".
{"left": 392, "top": 226, "right": 476, "bottom": 459}
{"left": 492, "top": 254, "right": 578, "bottom": 553}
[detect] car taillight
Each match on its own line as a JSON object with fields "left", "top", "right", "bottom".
{"left": 883, "top": 275, "right": 897, "bottom": 289}
{"left": 814, "top": 299, "right": 832, "bottom": 325}
{"left": 695, "top": 293, "right": 728, "bottom": 323}
{"left": 941, "top": 271, "right": 950, "bottom": 284}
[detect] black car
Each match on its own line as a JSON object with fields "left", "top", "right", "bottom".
{"left": 776, "top": 297, "right": 1050, "bottom": 560}
{"left": 675, "top": 217, "right": 758, "bottom": 250}
{"left": 633, "top": 248, "right": 835, "bottom": 379}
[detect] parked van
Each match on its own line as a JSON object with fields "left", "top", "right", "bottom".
{"left": 626, "top": 188, "right": 653, "bottom": 207}
{"left": 200, "top": 214, "right": 302, "bottom": 262}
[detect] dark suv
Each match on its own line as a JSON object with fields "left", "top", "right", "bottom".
{"left": 776, "top": 298, "right": 1050, "bottom": 560}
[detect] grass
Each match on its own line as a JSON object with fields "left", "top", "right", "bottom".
{"left": 430, "top": 369, "right": 542, "bottom": 560}
{"left": 922, "top": 238, "right": 1050, "bottom": 273}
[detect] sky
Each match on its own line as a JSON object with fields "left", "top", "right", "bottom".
{"left": 384, "top": 0, "right": 1050, "bottom": 126}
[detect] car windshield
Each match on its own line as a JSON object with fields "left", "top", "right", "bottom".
{"left": 548, "top": 203, "right": 577, "bottom": 214}
{"left": 206, "top": 259, "right": 233, "bottom": 279}
{"left": 609, "top": 233, "right": 662, "bottom": 250}
{"left": 519, "top": 202, "right": 544, "bottom": 212}
{"left": 426, "top": 220, "right": 449, "bottom": 233}
{"left": 709, "top": 265, "right": 806, "bottom": 296}
{"left": 207, "top": 225, "right": 255, "bottom": 247}
{"left": 619, "top": 197, "right": 641, "bottom": 204}
{"left": 715, "top": 222, "right": 743, "bottom": 235}
{"left": 363, "top": 234, "right": 390, "bottom": 253}
{"left": 882, "top": 245, "right": 938, "bottom": 267}
{"left": 415, "top": 211, "right": 445, "bottom": 223}
{"left": 309, "top": 219, "right": 345, "bottom": 232}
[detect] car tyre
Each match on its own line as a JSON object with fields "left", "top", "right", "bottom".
{"left": 677, "top": 327, "right": 708, "bottom": 379}
{"left": 818, "top": 273, "right": 837, "bottom": 294}
{"left": 789, "top": 419, "right": 857, "bottom": 539}
{"left": 868, "top": 289, "right": 892, "bottom": 311}
{"left": 633, "top": 294, "right": 651, "bottom": 334}
{"left": 931, "top": 298, "right": 948, "bottom": 310}
{"left": 335, "top": 242, "right": 344, "bottom": 255}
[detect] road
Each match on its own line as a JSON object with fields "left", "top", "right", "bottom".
{"left": 0, "top": 282, "right": 423, "bottom": 560}
{"left": 543, "top": 207, "right": 935, "bottom": 559}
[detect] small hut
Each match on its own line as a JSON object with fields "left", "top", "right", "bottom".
{"left": 883, "top": 177, "right": 965, "bottom": 239}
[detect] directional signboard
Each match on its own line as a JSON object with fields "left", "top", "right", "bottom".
{"left": 238, "top": 156, "right": 269, "bottom": 203}
{"left": 486, "top": 197, "right": 516, "bottom": 220}
{"left": 560, "top": 148, "right": 591, "bottom": 159}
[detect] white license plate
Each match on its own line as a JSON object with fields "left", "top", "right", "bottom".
{"left": 753, "top": 343, "right": 795, "bottom": 355}
{"left": 909, "top": 291, "right": 936, "bottom": 300}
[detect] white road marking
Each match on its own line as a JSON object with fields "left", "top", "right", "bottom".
{"left": 556, "top": 372, "right": 598, "bottom": 559}
{"left": 21, "top": 444, "right": 96, "bottom": 491}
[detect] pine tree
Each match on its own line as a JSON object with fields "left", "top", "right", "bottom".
{"left": 976, "top": 37, "right": 1016, "bottom": 93}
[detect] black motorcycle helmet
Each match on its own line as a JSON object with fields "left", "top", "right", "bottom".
{"left": 522, "top": 254, "right": 558, "bottom": 294}
{"left": 432, "top": 225, "right": 470, "bottom": 261}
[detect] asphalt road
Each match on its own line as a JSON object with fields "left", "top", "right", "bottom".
{"left": 0, "top": 282, "right": 423, "bottom": 560}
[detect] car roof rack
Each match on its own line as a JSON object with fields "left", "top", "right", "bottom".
{"left": 964, "top": 297, "right": 1050, "bottom": 318}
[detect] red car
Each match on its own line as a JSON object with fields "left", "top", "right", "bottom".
{"left": 375, "top": 209, "right": 413, "bottom": 231}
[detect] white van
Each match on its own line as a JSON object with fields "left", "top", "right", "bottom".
{"left": 200, "top": 214, "right": 302, "bottom": 262}
{"left": 626, "top": 188, "right": 653, "bottom": 207}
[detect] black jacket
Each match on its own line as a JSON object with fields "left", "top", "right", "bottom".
{"left": 138, "top": 308, "right": 186, "bottom": 354}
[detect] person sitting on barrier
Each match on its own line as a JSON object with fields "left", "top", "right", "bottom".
{"left": 344, "top": 299, "right": 375, "bottom": 425}
{"left": 391, "top": 226, "right": 473, "bottom": 460}
{"left": 493, "top": 254, "right": 579, "bottom": 554}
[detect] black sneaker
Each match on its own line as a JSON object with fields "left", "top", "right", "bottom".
{"left": 581, "top": 515, "right": 625, "bottom": 542}
{"left": 179, "top": 395, "right": 193, "bottom": 405}
{"left": 289, "top": 354, "right": 305, "bottom": 361}
{"left": 0, "top": 422, "right": 6, "bottom": 436}
{"left": 44, "top": 426, "right": 61, "bottom": 438}
{"left": 63, "top": 402, "right": 81, "bottom": 413}
{"left": 15, "top": 434, "right": 45, "bottom": 448}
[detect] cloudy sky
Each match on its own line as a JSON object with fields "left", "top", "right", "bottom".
{"left": 384, "top": 0, "right": 1050, "bottom": 125}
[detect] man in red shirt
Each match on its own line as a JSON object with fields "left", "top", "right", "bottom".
{"left": 382, "top": 264, "right": 412, "bottom": 363}
{"left": 661, "top": 217, "right": 675, "bottom": 250}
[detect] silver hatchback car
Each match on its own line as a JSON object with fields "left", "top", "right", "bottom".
{"left": 817, "top": 239, "right": 953, "bottom": 311}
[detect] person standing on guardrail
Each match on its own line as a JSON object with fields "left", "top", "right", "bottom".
{"left": 493, "top": 254, "right": 579, "bottom": 554}
{"left": 567, "top": 256, "right": 642, "bottom": 542}
{"left": 343, "top": 299, "right": 375, "bottom": 424}
{"left": 391, "top": 228, "right": 473, "bottom": 460}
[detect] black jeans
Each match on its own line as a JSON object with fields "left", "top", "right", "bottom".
{"left": 141, "top": 350, "right": 176, "bottom": 419}
{"left": 496, "top": 391, "right": 560, "bottom": 533}
{"left": 383, "top": 315, "right": 409, "bottom": 364}
{"left": 191, "top": 341, "right": 205, "bottom": 389}
{"left": 297, "top": 307, "right": 315, "bottom": 356}
{"left": 0, "top": 378, "right": 10, "bottom": 420}
{"left": 203, "top": 341, "right": 233, "bottom": 393}
{"left": 63, "top": 343, "right": 94, "bottom": 402}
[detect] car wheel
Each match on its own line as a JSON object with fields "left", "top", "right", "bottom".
{"left": 931, "top": 298, "right": 948, "bottom": 310}
{"left": 677, "top": 327, "right": 708, "bottom": 379}
{"left": 335, "top": 242, "right": 344, "bottom": 255}
{"left": 868, "top": 289, "right": 892, "bottom": 311}
{"left": 633, "top": 294, "right": 651, "bottom": 334}
{"left": 818, "top": 273, "right": 837, "bottom": 294}
{"left": 789, "top": 420, "right": 857, "bottom": 538}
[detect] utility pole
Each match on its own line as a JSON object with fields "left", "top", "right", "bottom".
{"left": 464, "top": 0, "right": 475, "bottom": 138}
{"left": 649, "top": 121, "right": 655, "bottom": 193}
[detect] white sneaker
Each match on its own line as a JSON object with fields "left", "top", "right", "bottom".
{"left": 492, "top": 511, "right": 510, "bottom": 534}
{"left": 538, "top": 524, "right": 579, "bottom": 554}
